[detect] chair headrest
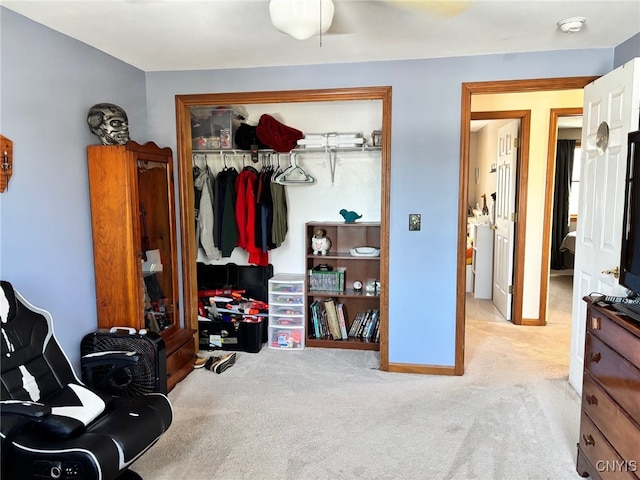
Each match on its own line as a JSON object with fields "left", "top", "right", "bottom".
{"left": 1, "top": 280, "right": 18, "bottom": 324}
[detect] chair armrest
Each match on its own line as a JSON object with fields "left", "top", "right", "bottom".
{"left": 1, "top": 400, "right": 51, "bottom": 419}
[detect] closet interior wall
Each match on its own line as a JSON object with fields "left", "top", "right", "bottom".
{"left": 189, "top": 101, "right": 383, "bottom": 276}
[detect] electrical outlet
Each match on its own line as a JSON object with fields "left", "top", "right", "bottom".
{"left": 409, "top": 214, "right": 421, "bottom": 231}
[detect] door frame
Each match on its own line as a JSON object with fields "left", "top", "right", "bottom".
{"left": 540, "top": 107, "right": 583, "bottom": 325}
{"left": 175, "top": 86, "right": 392, "bottom": 370}
{"left": 456, "top": 77, "right": 598, "bottom": 374}
{"left": 469, "top": 111, "right": 530, "bottom": 324}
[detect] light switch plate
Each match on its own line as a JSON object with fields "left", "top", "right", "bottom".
{"left": 409, "top": 214, "right": 421, "bottom": 231}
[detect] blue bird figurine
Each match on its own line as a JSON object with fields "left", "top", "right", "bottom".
{"left": 339, "top": 209, "right": 362, "bottom": 223}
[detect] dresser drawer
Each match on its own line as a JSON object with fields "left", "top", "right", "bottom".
{"left": 166, "top": 337, "right": 195, "bottom": 391}
{"left": 579, "top": 412, "right": 638, "bottom": 480}
{"left": 585, "top": 333, "right": 640, "bottom": 422}
{"left": 582, "top": 373, "right": 640, "bottom": 466}
{"left": 589, "top": 306, "right": 640, "bottom": 369}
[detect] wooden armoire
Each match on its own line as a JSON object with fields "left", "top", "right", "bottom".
{"left": 87, "top": 141, "right": 195, "bottom": 391}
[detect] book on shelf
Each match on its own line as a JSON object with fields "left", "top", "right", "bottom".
{"left": 309, "top": 270, "right": 345, "bottom": 292}
{"left": 310, "top": 300, "right": 321, "bottom": 339}
{"left": 319, "top": 309, "right": 329, "bottom": 338}
{"left": 345, "top": 309, "right": 380, "bottom": 341}
{"left": 348, "top": 311, "right": 364, "bottom": 337}
{"left": 324, "top": 298, "right": 343, "bottom": 340}
{"left": 310, "top": 300, "right": 380, "bottom": 343}
{"left": 336, "top": 303, "right": 349, "bottom": 339}
{"left": 365, "top": 309, "right": 380, "bottom": 340}
{"left": 373, "top": 310, "right": 381, "bottom": 341}
{"left": 312, "top": 300, "right": 330, "bottom": 339}
{"left": 356, "top": 310, "right": 371, "bottom": 338}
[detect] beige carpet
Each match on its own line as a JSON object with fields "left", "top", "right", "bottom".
{"left": 133, "top": 276, "right": 581, "bottom": 480}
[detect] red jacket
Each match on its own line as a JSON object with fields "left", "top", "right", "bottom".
{"left": 235, "top": 168, "right": 269, "bottom": 266}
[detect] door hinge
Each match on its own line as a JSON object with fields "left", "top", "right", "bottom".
{"left": 510, "top": 212, "right": 517, "bottom": 222}
{"left": 508, "top": 285, "right": 514, "bottom": 295}
{"left": 513, "top": 137, "right": 519, "bottom": 148}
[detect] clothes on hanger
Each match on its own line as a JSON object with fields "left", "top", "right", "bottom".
{"left": 193, "top": 154, "right": 289, "bottom": 265}
{"left": 194, "top": 167, "right": 221, "bottom": 261}
{"left": 236, "top": 166, "right": 268, "bottom": 266}
{"left": 270, "top": 179, "right": 288, "bottom": 247}
{"left": 218, "top": 167, "right": 239, "bottom": 257}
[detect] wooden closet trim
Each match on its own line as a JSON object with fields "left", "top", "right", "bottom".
{"left": 175, "top": 86, "right": 392, "bottom": 370}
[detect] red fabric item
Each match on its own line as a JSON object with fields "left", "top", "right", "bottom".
{"left": 256, "top": 114, "right": 304, "bottom": 152}
{"left": 235, "top": 169, "right": 269, "bottom": 266}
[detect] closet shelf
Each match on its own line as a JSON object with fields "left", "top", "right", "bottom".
{"left": 191, "top": 146, "right": 381, "bottom": 186}
{"left": 191, "top": 145, "right": 381, "bottom": 156}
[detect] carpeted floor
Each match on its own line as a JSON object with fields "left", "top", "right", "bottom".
{"left": 132, "top": 276, "right": 581, "bottom": 480}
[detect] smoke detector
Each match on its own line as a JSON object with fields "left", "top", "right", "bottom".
{"left": 557, "top": 17, "right": 586, "bottom": 33}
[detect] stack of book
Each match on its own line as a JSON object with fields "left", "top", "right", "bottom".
{"left": 309, "top": 298, "right": 348, "bottom": 340}
{"left": 347, "top": 309, "right": 380, "bottom": 342}
{"left": 308, "top": 300, "right": 379, "bottom": 342}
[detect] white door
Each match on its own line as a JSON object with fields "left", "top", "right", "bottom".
{"left": 568, "top": 58, "right": 640, "bottom": 394}
{"left": 492, "top": 120, "right": 519, "bottom": 320}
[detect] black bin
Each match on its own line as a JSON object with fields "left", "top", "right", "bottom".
{"left": 239, "top": 318, "right": 265, "bottom": 353}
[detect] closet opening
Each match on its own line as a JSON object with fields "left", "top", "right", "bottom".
{"left": 175, "top": 87, "right": 392, "bottom": 369}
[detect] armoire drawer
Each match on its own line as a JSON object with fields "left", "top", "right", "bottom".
{"left": 166, "top": 336, "right": 196, "bottom": 391}
{"left": 588, "top": 306, "right": 640, "bottom": 369}
{"left": 582, "top": 373, "right": 640, "bottom": 466}
{"left": 585, "top": 332, "right": 640, "bottom": 422}
{"left": 578, "top": 412, "right": 637, "bottom": 480}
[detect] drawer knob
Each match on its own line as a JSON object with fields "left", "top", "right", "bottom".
{"left": 583, "top": 434, "right": 595, "bottom": 446}
{"left": 590, "top": 316, "right": 601, "bottom": 330}
{"left": 586, "top": 394, "right": 598, "bottom": 406}
{"left": 589, "top": 352, "right": 601, "bottom": 363}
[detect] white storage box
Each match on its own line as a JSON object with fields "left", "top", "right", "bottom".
{"left": 297, "top": 133, "right": 364, "bottom": 149}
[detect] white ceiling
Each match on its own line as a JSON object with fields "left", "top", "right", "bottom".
{"left": 1, "top": 0, "right": 638, "bottom": 72}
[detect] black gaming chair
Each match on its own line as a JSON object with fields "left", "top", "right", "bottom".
{"left": 0, "top": 280, "right": 173, "bottom": 480}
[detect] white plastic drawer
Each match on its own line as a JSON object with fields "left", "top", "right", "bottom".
{"left": 271, "top": 304, "right": 304, "bottom": 316}
{"left": 269, "top": 283, "right": 304, "bottom": 294}
{"left": 268, "top": 325, "right": 305, "bottom": 349}
{"left": 269, "top": 292, "right": 305, "bottom": 305}
{"left": 270, "top": 315, "right": 304, "bottom": 327}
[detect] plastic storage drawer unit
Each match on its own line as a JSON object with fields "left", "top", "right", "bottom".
{"left": 268, "top": 274, "right": 305, "bottom": 349}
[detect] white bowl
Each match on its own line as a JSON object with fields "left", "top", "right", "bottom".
{"left": 349, "top": 247, "right": 380, "bottom": 257}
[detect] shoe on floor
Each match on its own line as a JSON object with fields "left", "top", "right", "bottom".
{"left": 203, "top": 356, "right": 217, "bottom": 370}
{"left": 205, "top": 352, "right": 236, "bottom": 374}
{"left": 193, "top": 356, "right": 208, "bottom": 369}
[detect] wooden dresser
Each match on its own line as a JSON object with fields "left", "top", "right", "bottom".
{"left": 577, "top": 298, "right": 640, "bottom": 479}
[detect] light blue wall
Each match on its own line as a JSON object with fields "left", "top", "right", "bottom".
{"left": 1, "top": 6, "right": 628, "bottom": 371}
{"left": 145, "top": 50, "right": 613, "bottom": 366}
{"left": 614, "top": 33, "right": 640, "bottom": 68}
{"left": 0, "top": 8, "right": 147, "bottom": 368}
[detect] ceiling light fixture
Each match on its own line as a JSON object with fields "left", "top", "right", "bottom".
{"left": 269, "top": 0, "right": 335, "bottom": 41}
{"left": 557, "top": 17, "right": 586, "bottom": 33}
